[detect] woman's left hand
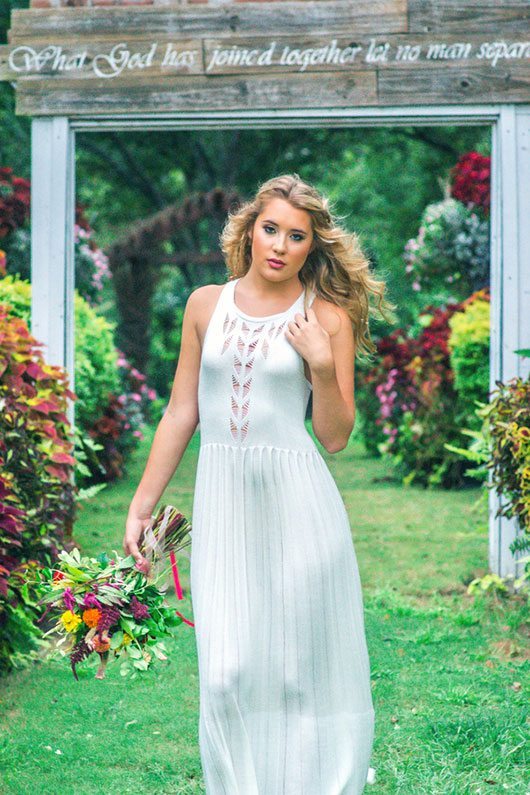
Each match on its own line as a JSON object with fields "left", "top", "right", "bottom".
{"left": 284, "top": 307, "right": 334, "bottom": 373}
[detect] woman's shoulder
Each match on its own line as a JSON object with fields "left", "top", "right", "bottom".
{"left": 186, "top": 283, "right": 225, "bottom": 315}
{"left": 311, "top": 293, "right": 348, "bottom": 337}
{"left": 187, "top": 284, "right": 228, "bottom": 347}
{"left": 189, "top": 283, "right": 226, "bottom": 302}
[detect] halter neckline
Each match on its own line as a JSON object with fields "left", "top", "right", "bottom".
{"left": 229, "top": 277, "right": 305, "bottom": 322}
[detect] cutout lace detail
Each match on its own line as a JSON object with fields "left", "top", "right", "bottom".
{"left": 221, "top": 310, "right": 286, "bottom": 442}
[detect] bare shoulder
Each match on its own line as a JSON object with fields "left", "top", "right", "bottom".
{"left": 187, "top": 283, "right": 226, "bottom": 347}
{"left": 187, "top": 283, "right": 225, "bottom": 308}
{"left": 311, "top": 295, "right": 350, "bottom": 337}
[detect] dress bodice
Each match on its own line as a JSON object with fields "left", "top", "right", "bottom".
{"left": 198, "top": 277, "right": 317, "bottom": 451}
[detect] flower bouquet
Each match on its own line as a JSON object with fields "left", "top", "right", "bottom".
{"left": 30, "top": 505, "right": 193, "bottom": 680}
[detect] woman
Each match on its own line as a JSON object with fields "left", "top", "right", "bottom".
{"left": 124, "top": 173, "right": 393, "bottom": 793}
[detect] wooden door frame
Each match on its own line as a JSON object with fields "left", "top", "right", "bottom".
{"left": 29, "top": 103, "right": 530, "bottom": 578}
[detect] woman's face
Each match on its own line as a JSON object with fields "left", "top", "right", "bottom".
{"left": 247, "top": 197, "right": 314, "bottom": 283}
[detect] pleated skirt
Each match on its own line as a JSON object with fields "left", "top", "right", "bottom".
{"left": 190, "top": 442, "right": 375, "bottom": 794}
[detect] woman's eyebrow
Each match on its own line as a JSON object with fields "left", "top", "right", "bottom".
{"left": 262, "top": 219, "right": 308, "bottom": 234}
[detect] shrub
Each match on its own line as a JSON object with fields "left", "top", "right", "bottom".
{"left": 0, "top": 273, "right": 159, "bottom": 484}
{"left": 0, "top": 274, "right": 120, "bottom": 429}
{"left": 404, "top": 197, "right": 489, "bottom": 298}
{"left": 0, "top": 303, "right": 77, "bottom": 673}
{"left": 445, "top": 364, "right": 530, "bottom": 591}
{"left": 0, "top": 167, "right": 30, "bottom": 239}
{"left": 484, "top": 375, "right": 530, "bottom": 536}
{"left": 0, "top": 168, "right": 111, "bottom": 306}
{"left": 360, "top": 302, "right": 475, "bottom": 487}
{"left": 448, "top": 288, "right": 491, "bottom": 429}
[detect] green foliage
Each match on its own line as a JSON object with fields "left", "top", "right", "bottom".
{"left": 466, "top": 569, "right": 529, "bottom": 597}
{"left": 148, "top": 266, "right": 188, "bottom": 398}
{"left": 72, "top": 290, "right": 120, "bottom": 427}
{"left": 446, "top": 355, "right": 530, "bottom": 585}
{"left": 483, "top": 374, "right": 530, "bottom": 536}
{"left": 448, "top": 289, "right": 490, "bottom": 430}
{"left": 444, "top": 422, "right": 491, "bottom": 484}
{"left": 0, "top": 274, "right": 120, "bottom": 427}
{"left": 0, "top": 301, "right": 77, "bottom": 674}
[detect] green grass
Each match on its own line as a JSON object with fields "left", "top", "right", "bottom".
{"left": 1, "top": 424, "right": 528, "bottom": 794}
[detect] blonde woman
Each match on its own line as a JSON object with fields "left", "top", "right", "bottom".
{"left": 124, "top": 173, "right": 393, "bottom": 793}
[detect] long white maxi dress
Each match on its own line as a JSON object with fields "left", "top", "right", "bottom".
{"left": 190, "top": 276, "right": 375, "bottom": 794}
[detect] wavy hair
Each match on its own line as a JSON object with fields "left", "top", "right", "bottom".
{"left": 219, "top": 173, "right": 395, "bottom": 359}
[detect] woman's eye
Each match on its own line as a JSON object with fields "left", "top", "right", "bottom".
{"left": 263, "top": 225, "right": 304, "bottom": 242}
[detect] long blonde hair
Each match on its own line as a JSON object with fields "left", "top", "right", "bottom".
{"left": 219, "top": 173, "right": 395, "bottom": 359}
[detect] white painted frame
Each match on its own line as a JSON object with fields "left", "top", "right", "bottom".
{"left": 30, "top": 104, "right": 530, "bottom": 578}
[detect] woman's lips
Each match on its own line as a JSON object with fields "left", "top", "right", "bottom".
{"left": 267, "top": 259, "right": 285, "bottom": 269}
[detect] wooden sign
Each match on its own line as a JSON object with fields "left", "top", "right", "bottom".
{"left": 0, "top": 0, "right": 529, "bottom": 115}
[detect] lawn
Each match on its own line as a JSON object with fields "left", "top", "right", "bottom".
{"left": 1, "top": 423, "right": 528, "bottom": 794}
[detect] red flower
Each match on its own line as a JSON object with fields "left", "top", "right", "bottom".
{"left": 450, "top": 151, "right": 490, "bottom": 216}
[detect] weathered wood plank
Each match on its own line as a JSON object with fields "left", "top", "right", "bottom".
{"left": 378, "top": 61, "right": 530, "bottom": 104}
{"left": 0, "top": 39, "right": 203, "bottom": 81}
{"left": 15, "top": 70, "right": 378, "bottom": 115}
{"left": 2, "top": 34, "right": 529, "bottom": 82}
{"left": 409, "top": 0, "right": 530, "bottom": 35}
{"left": 9, "top": 1, "right": 408, "bottom": 40}
{"left": 202, "top": 34, "right": 530, "bottom": 75}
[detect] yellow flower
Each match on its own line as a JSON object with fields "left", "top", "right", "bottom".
{"left": 122, "top": 633, "right": 132, "bottom": 646}
{"left": 61, "top": 610, "right": 82, "bottom": 632}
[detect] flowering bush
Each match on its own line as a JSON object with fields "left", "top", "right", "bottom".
{"left": 0, "top": 303, "right": 78, "bottom": 673}
{"left": 0, "top": 168, "right": 111, "bottom": 306}
{"left": 0, "top": 167, "right": 30, "bottom": 239}
{"left": 360, "top": 302, "right": 476, "bottom": 487}
{"left": 73, "top": 223, "right": 112, "bottom": 306}
{"left": 449, "top": 151, "right": 490, "bottom": 216}
{"left": 403, "top": 150, "right": 490, "bottom": 300}
{"left": 404, "top": 198, "right": 489, "bottom": 298}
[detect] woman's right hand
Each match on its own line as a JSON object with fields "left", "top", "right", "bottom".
{"left": 123, "top": 514, "right": 152, "bottom": 575}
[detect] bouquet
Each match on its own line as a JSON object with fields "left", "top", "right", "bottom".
{"left": 30, "top": 505, "right": 193, "bottom": 680}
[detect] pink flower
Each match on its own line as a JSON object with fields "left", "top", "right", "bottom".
{"left": 83, "top": 592, "right": 102, "bottom": 609}
{"left": 63, "top": 587, "right": 76, "bottom": 612}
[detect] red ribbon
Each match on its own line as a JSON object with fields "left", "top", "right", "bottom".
{"left": 169, "top": 549, "right": 195, "bottom": 627}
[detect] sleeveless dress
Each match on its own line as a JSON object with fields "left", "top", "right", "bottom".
{"left": 190, "top": 277, "right": 375, "bottom": 794}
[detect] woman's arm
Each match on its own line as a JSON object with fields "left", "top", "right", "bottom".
{"left": 287, "top": 302, "right": 355, "bottom": 454}
{"left": 123, "top": 287, "right": 203, "bottom": 565}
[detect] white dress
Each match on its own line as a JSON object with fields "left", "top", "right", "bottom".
{"left": 190, "top": 277, "right": 375, "bottom": 794}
